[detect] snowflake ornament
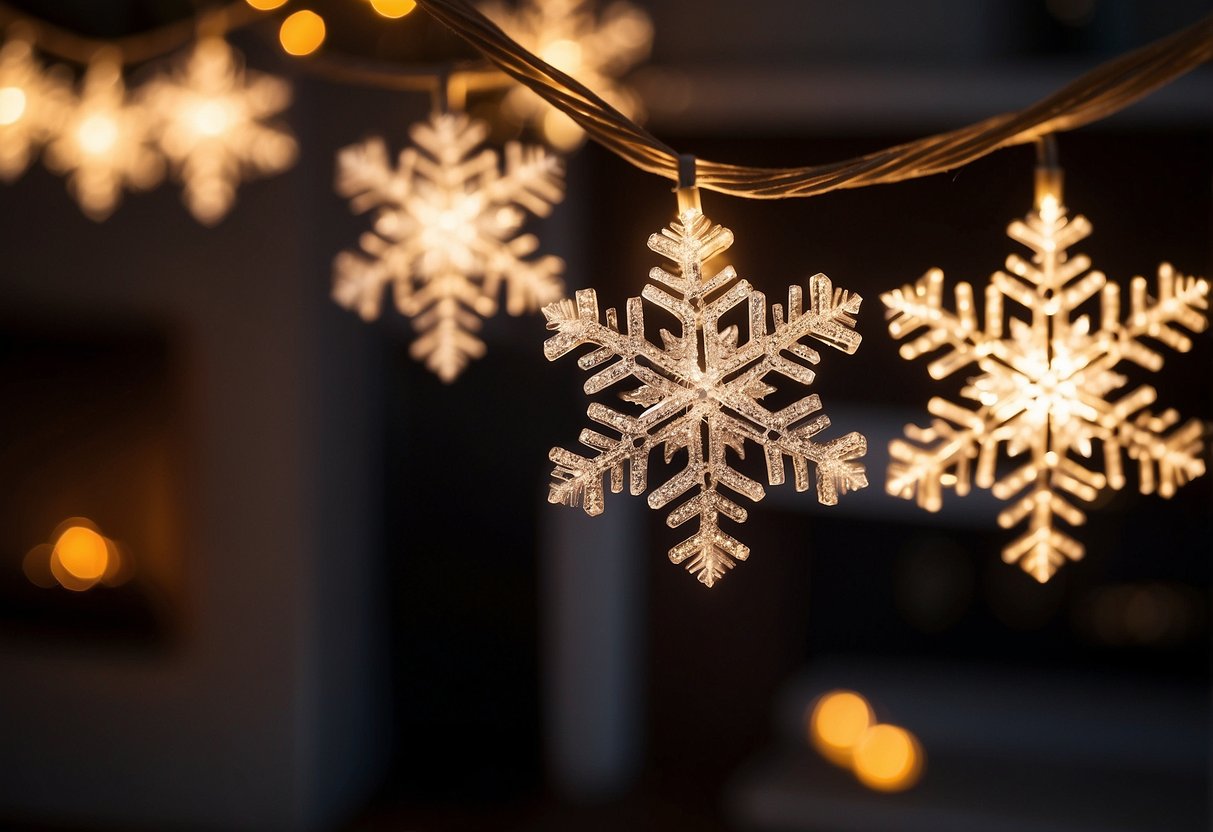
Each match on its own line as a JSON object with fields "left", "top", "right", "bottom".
{"left": 544, "top": 206, "right": 867, "bottom": 587}
{"left": 0, "top": 36, "right": 69, "bottom": 181}
{"left": 140, "top": 36, "right": 297, "bottom": 225}
{"left": 44, "top": 56, "right": 163, "bottom": 220}
{"left": 481, "top": 0, "right": 652, "bottom": 150}
{"left": 333, "top": 110, "right": 566, "bottom": 382}
{"left": 883, "top": 181, "right": 1209, "bottom": 582}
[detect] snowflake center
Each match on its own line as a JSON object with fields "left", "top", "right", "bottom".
{"left": 1023, "top": 368, "right": 1081, "bottom": 425}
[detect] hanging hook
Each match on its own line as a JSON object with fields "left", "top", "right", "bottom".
{"left": 1033, "top": 134, "right": 1063, "bottom": 215}
{"left": 675, "top": 153, "right": 700, "bottom": 214}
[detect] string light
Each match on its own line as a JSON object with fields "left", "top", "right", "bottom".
{"left": 140, "top": 36, "right": 297, "bottom": 224}
{"left": 43, "top": 54, "right": 163, "bottom": 220}
{"left": 545, "top": 188, "right": 867, "bottom": 586}
{"left": 279, "top": 9, "right": 327, "bottom": 56}
{"left": 0, "top": 36, "right": 70, "bottom": 181}
{"left": 333, "top": 109, "right": 566, "bottom": 381}
{"left": 481, "top": 0, "right": 652, "bottom": 150}
{"left": 883, "top": 145, "right": 1209, "bottom": 582}
{"left": 415, "top": 0, "right": 1213, "bottom": 196}
{"left": 370, "top": 0, "right": 418, "bottom": 19}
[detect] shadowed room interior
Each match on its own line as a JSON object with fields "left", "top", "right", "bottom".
{"left": 0, "top": 1, "right": 1209, "bottom": 830}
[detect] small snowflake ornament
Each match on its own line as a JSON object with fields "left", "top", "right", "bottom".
{"left": 333, "top": 110, "right": 566, "bottom": 382}
{"left": 544, "top": 204, "right": 867, "bottom": 587}
{"left": 481, "top": 0, "right": 652, "bottom": 150}
{"left": 44, "top": 55, "right": 163, "bottom": 220}
{"left": 883, "top": 175, "right": 1209, "bottom": 582}
{"left": 0, "top": 36, "right": 70, "bottom": 181}
{"left": 140, "top": 36, "right": 297, "bottom": 224}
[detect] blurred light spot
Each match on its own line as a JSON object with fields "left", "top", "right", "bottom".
{"left": 541, "top": 38, "right": 583, "bottom": 75}
{"left": 279, "top": 10, "right": 326, "bottom": 56}
{"left": 54, "top": 524, "right": 109, "bottom": 581}
{"left": 370, "top": 0, "right": 416, "bottom": 18}
{"left": 186, "top": 100, "right": 232, "bottom": 138}
{"left": 25, "top": 518, "right": 131, "bottom": 592}
{"left": 22, "top": 543, "right": 54, "bottom": 588}
{"left": 852, "top": 724, "right": 924, "bottom": 792}
{"left": 541, "top": 108, "right": 584, "bottom": 151}
{"left": 1076, "top": 582, "right": 1201, "bottom": 647}
{"left": 76, "top": 114, "right": 119, "bottom": 155}
{"left": 0, "top": 85, "right": 27, "bottom": 125}
{"left": 808, "top": 690, "right": 873, "bottom": 766}
{"left": 246, "top": 0, "right": 288, "bottom": 9}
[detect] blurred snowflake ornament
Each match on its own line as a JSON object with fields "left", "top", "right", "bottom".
{"left": 140, "top": 36, "right": 296, "bottom": 224}
{"left": 481, "top": 0, "right": 652, "bottom": 150}
{"left": 0, "top": 35, "right": 69, "bottom": 181}
{"left": 883, "top": 164, "right": 1209, "bottom": 582}
{"left": 334, "top": 110, "right": 565, "bottom": 382}
{"left": 544, "top": 199, "right": 867, "bottom": 587}
{"left": 44, "top": 54, "right": 163, "bottom": 220}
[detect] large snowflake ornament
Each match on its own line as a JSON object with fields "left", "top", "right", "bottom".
{"left": 481, "top": 0, "right": 652, "bottom": 150}
{"left": 333, "top": 111, "right": 565, "bottom": 382}
{"left": 0, "top": 36, "right": 70, "bottom": 181}
{"left": 140, "top": 36, "right": 297, "bottom": 224}
{"left": 43, "top": 56, "right": 163, "bottom": 220}
{"left": 883, "top": 191, "right": 1209, "bottom": 582}
{"left": 544, "top": 207, "right": 868, "bottom": 587}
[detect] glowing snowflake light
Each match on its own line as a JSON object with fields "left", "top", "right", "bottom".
{"left": 481, "top": 0, "right": 652, "bottom": 150}
{"left": 0, "top": 36, "right": 69, "bottom": 181}
{"left": 333, "top": 110, "right": 566, "bottom": 381}
{"left": 44, "top": 55, "right": 163, "bottom": 220}
{"left": 140, "top": 37, "right": 297, "bottom": 224}
{"left": 883, "top": 171, "right": 1209, "bottom": 582}
{"left": 544, "top": 202, "right": 867, "bottom": 587}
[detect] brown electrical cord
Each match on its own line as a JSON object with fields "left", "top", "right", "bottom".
{"left": 413, "top": 0, "right": 1213, "bottom": 199}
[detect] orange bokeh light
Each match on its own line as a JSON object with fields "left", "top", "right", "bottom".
{"left": 370, "top": 0, "right": 417, "bottom": 19}
{"left": 808, "top": 690, "right": 874, "bottom": 766}
{"left": 279, "top": 10, "right": 326, "bottom": 56}
{"left": 851, "top": 723, "right": 924, "bottom": 792}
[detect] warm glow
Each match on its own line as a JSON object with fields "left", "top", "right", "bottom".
{"left": 851, "top": 724, "right": 924, "bottom": 792}
{"left": 279, "top": 10, "right": 326, "bottom": 56}
{"left": 333, "top": 111, "right": 565, "bottom": 381}
{"left": 482, "top": 0, "right": 652, "bottom": 148}
{"left": 884, "top": 179, "right": 1209, "bottom": 582}
{"left": 370, "top": 0, "right": 417, "bottom": 18}
{"left": 76, "top": 113, "right": 119, "bottom": 155}
{"left": 54, "top": 525, "right": 109, "bottom": 581}
{"left": 809, "top": 690, "right": 875, "bottom": 765}
{"left": 246, "top": 0, "right": 288, "bottom": 8}
{"left": 0, "top": 85, "right": 26, "bottom": 125}
{"left": 542, "top": 208, "right": 865, "bottom": 586}
{"left": 540, "top": 38, "right": 583, "bottom": 74}
{"left": 187, "top": 100, "right": 231, "bottom": 137}
{"left": 541, "top": 109, "right": 584, "bottom": 151}
{"left": 138, "top": 37, "right": 296, "bottom": 224}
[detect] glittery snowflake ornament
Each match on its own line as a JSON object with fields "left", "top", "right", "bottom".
{"left": 883, "top": 168, "right": 1209, "bottom": 582}
{"left": 140, "top": 36, "right": 296, "bottom": 224}
{"left": 334, "top": 111, "right": 565, "bottom": 382}
{"left": 544, "top": 202, "right": 867, "bottom": 586}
